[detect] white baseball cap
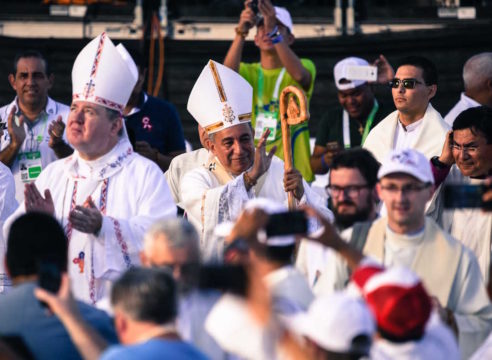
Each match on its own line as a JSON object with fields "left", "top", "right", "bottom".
{"left": 72, "top": 33, "right": 138, "bottom": 113}
{"left": 378, "top": 149, "right": 434, "bottom": 184}
{"left": 187, "top": 60, "right": 252, "bottom": 134}
{"left": 292, "top": 292, "right": 375, "bottom": 353}
{"left": 274, "top": 6, "right": 293, "bottom": 33}
{"left": 334, "top": 57, "right": 369, "bottom": 91}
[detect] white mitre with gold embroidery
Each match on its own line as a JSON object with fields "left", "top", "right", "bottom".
{"left": 187, "top": 60, "right": 252, "bottom": 134}
{"left": 72, "top": 32, "right": 138, "bottom": 113}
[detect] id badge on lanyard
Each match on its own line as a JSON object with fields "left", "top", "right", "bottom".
{"left": 254, "top": 68, "right": 286, "bottom": 142}
{"left": 19, "top": 151, "right": 42, "bottom": 182}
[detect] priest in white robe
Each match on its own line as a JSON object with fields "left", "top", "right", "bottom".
{"left": 181, "top": 60, "right": 331, "bottom": 261}
{"left": 4, "top": 33, "right": 176, "bottom": 309}
{"left": 363, "top": 56, "right": 449, "bottom": 163}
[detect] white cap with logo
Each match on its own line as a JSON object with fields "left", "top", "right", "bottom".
{"left": 334, "top": 57, "right": 369, "bottom": 91}
{"left": 274, "top": 6, "right": 293, "bottom": 33}
{"left": 378, "top": 148, "right": 434, "bottom": 184}
{"left": 188, "top": 60, "right": 253, "bottom": 134}
{"left": 72, "top": 32, "right": 138, "bottom": 113}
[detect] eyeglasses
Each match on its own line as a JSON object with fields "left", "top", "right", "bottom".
{"left": 388, "top": 78, "right": 424, "bottom": 89}
{"left": 451, "top": 143, "right": 479, "bottom": 154}
{"left": 325, "top": 184, "right": 369, "bottom": 198}
{"left": 380, "top": 183, "right": 430, "bottom": 195}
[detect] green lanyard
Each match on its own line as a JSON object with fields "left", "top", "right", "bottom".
{"left": 257, "top": 67, "right": 286, "bottom": 109}
{"left": 361, "top": 100, "right": 379, "bottom": 145}
{"left": 26, "top": 112, "right": 48, "bottom": 152}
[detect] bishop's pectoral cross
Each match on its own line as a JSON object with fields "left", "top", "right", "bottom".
{"left": 84, "top": 79, "right": 96, "bottom": 98}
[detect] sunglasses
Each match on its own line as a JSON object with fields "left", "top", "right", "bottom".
{"left": 388, "top": 78, "right": 424, "bottom": 89}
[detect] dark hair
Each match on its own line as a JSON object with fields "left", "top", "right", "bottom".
{"left": 397, "top": 56, "right": 438, "bottom": 86}
{"left": 330, "top": 148, "right": 381, "bottom": 188}
{"left": 321, "top": 334, "right": 372, "bottom": 359}
{"left": 6, "top": 212, "right": 67, "bottom": 278}
{"left": 122, "top": 45, "right": 144, "bottom": 71}
{"left": 453, "top": 106, "right": 492, "bottom": 144}
{"left": 13, "top": 50, "right": 50, "bottom": 76}
{"left": 111, "top": 267, "right": 177, "bottom": 324}
{"left": 263, "top": 244, "right": 295, "bottom": 265}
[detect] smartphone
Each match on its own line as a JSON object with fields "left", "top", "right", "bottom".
{"left": 345, "top": 65, "right": 378, "bottom": 82}
{"left": 38, "top": 261, "right": 61, "bottom": 307}
{"left": 249, "top": 0, "right": 259, "bottom": 14}
{"left": 197, "top": 265, "right": 248, "bottom": 296}
{"left": 266, "top": 210, "right": 308, "bottom": 237}
{"left": 443, "top": 184, "right": 492, "bottom": 209}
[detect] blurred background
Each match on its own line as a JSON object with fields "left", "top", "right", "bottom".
{"left": 0, "top": 0, "right": 490, "bottom": 147}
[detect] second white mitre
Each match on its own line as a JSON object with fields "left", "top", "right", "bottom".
{"left": 72, "top": 32, "right": 137, "bottom": 112}
{"left": 187, "top": 60, "right": 253, "bottom": 134}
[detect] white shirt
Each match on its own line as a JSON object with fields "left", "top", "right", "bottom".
{"left": 393, "top": 117, "right": 424, "bottom": 152}
{"left": 4, "top": 138, "right": 176, "bottom": 308}
{"left": 0, "top": 97, "right": 70, "bottom": 203}
{"left": 444, "top": 92, "right": 481, "bottom": 126}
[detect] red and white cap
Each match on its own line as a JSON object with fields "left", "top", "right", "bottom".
{"left": 378, "top": 148, "right": 434, "bottom": 184}
{"left": 363, "top": 267, "right": 432, "bottom": 340}
{"left": 292, "top": 292, "right": 375, "bottom": 353}
{"left": 334, "top": 57, "right": 369, "bottom": 91}
{"left": 188, "top": 60, "right": 252, "bottom": 134}
{"left": 72, "top": 33, "right": 138, "bottom": 113}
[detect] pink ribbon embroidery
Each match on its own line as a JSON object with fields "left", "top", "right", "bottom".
{"left": 142, "top": 117, "right": 152, "bottom": 131}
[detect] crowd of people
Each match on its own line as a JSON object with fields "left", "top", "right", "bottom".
{"left": 0, "top": 0, "right": 491, "bottom": 359}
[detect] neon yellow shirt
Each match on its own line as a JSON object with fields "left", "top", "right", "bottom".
{"left": 239, "top": 59, "right": 316, "bottom": 182}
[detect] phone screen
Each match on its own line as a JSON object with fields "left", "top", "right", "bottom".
{"left": 443, "top": 184, "right": 490, "bottom": 209}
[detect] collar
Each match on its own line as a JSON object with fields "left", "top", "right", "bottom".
{"left": 126, "top": 92, "right": 148, "bottom": 117}
{"left": 10, "top": 96, "right": 56, "bottom": 119}
{"left": 460, "top": 92, "right": 481, "bottom": 107}
{"left": 398, "top": 116, "right": 424, "bottom": 133}
{"left": 64, "top": 137, "right": 134, "bottom": 180}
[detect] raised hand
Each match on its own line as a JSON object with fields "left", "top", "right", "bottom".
{"left": 247, "top": 128, "right": 277, "bottom": 182}
{"left": 7, "top": 105, "right": 26, "bottom": 147}
{"left": 258, "top": 0, "right": 277, "bottom": 33}
{"left": 373, "top": 54, "right": 395, "bottom": 85}
{"left": 135, "top": 141, "right": 158, "bottom": 162}
{"left": 238, "top": 0, "right": 257, "bottom": 34}
{"left": 48, "top": 115, "right": 65, "bottom": 148}
{"left": 25, "top": 183, "right": 55, "bottom": 215}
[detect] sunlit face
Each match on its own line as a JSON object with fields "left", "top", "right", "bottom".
{"left": 67, "top": 101, "right": 122, "bottom": 160}
{"left": 9, "top": 57, "right": 52, "bottom": 111}
{"left": 337, "top": 84, "right": 374, "bottom": 120}
{"left": 392, "top": 65, "right": 435, "bottom": 118}
{"left": 209, "top": 124, "right": 255, "bottom": 175}
{"left": 453, "top": 128, "right": 492, "bottom": 177}
{"left": 377, "top": 174, "right": 433, "bottom": 231}
{"left": 328, "top": 167, "right": 374, "bottom": 228}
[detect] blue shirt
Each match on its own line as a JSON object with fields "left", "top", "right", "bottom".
{"left": 100, "top": 338, "right": 209, "bottom": 360}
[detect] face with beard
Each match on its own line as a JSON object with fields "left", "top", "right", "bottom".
{"left": 327, "top": 167, "right": 376, "bottom": 229}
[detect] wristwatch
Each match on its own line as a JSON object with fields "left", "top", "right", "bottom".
{"left": 430, "top": 156, "right": 450, "bottom": 169}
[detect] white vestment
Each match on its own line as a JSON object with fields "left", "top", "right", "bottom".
{"left": 164, "top": 147, "right": 210, "bottom": 207}
{"left": 444, "top": 92, "right": 481, "bottom": 126}
{"left": 314, "top": 217, "right": 492, "bottom": 359}
{"left": 363, "top": 103, "right": 450, "bottom": 163}
{"left": 427, "top": 165, "right": 492, "bottom": 284}
{"left": 4, "top": 138, "right": 176, "bottom": 308}
{"left": 0, "top": 162, "right": 17, "bottom": 294}
{"left": 180, "top": 156, "right": 333, "bottom": 262}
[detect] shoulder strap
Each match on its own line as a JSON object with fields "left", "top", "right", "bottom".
{"left": 345, "top": 220, "right": 373, "bottom": 280}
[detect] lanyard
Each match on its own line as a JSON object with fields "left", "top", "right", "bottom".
{"left": 26, "top": 112, "right": 48, "bottom": 152}
{"left": 257, "top": 67, "right": 286, "bottom": 108}
{"left": 342, "top": 100, "right": 379, "bottom": 149}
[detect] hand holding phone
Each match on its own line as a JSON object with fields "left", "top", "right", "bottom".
{"left": 444, "top": 184, "right": 492, "bottom": 210}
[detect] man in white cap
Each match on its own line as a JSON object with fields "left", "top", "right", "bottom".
{"left": 310, "top": 56, "right": 391, "bottom": 174}
{"left": 223, "top": 0, "right": 315, "bottom": 183}
{"left": 4, "top": 33, "right": 176, "bottom": 308}
{"left": 363, "top": 56, "right": 449, "bottom": 163}
{"left": 313, "top": 148, "right": 492, "bottom": 358}
{"left": 182, "top": 60, "right": 330, "bottom": 262}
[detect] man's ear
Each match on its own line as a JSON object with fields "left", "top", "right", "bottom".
{"left": 8, "top": 74, "right": 16, "bottom": 91}
{"left": 375, "top": 183, "right": 383, "bottom": 199}
{"left": 111, "top": 117, "right": 123, "bottom": 136}
{"left": 427, "top": 84, "right": 437, "bottom": 100}
{"left": 286, "top": 33, "right": 295, "bottom": 46}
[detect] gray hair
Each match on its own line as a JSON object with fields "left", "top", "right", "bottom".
{"left": 463, "top": 52, "right": 492, "bottom": 91}
{"left": 111, "top": 267, "right": 177, "bottom": 324}
{"left": 144, "top": 218, "right": 200, "bottom": 261}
